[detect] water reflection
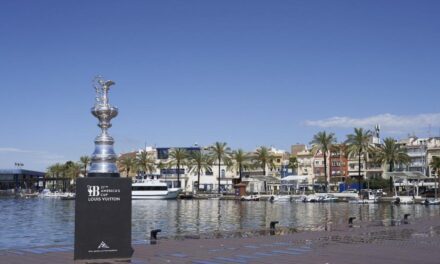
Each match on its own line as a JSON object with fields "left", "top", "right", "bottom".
{"left": 1, "top": 198, "right": 439, "bottom": 250}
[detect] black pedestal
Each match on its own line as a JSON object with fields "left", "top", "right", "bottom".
{"left": 74, "top": 177, "right": 133, "bottom": 260}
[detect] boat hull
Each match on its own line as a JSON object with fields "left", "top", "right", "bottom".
{"left": 132, "top": 190, "right": 179, "bottom": 200}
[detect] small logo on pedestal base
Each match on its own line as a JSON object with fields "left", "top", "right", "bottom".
{"left": 98, "top": 241, "right": 110, "bottom": 249}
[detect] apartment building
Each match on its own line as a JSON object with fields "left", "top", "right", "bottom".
{"left": 427, "top": 137, "right": 440, "bottom": 177}
{"left": 293, "top": 145, "right": 314, "bottom": 185}
{"left": 399, "top": 137, "right": 428, "bottom": 175}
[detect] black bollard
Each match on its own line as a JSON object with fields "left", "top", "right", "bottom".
{"left": 150, "top": 229, "right": 162, "bottom": 243}
{"left": 269, "top": 221, "right": 278, "bottom": 236}
{"left": 403, "top": 214, "right": 410, "bottom": 224}
{"left": 348, "top": 217, "right": 356, "bottom": 225}
{"left": 348, "top": 217, "right": 356, "bottom": 227}
{"left": 270, "top": 221, "right": 279, "bottom": 229}
{"left": 394, "top": 197, "right": 400, "bottom": 205}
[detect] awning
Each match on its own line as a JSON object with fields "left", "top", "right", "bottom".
{"left": 281, "top": 175, "right": 308, "bottom": 181}
{"left": 383, "top": 171, "right": 429, "bottom": 180}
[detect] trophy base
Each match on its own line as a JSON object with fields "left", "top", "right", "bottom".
{"left": 74, "top": 177, "right": 133, "bottom": 260}
{"left": 87, "top": 172, "right": 120, "bottom": 178}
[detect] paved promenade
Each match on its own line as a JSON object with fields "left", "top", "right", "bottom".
{"left": 2, "top": 215, "right": 440, "bottom": 263}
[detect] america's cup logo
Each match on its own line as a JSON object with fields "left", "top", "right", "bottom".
{"left": 87, "top": 185, "right": 100, "bottom": 197}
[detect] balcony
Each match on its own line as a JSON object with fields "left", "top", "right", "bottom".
{"left": 407, "top": 152, "right": 426, "bottom": 157}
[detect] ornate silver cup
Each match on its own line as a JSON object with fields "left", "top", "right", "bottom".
{"left": 88, "top": 76, "right": 119, "bottom": 177}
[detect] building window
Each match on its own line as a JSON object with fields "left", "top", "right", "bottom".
{"left": 157, "top": 148, "right": 169, "bottom": 159}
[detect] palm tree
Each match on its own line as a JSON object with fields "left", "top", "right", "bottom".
{"left": 345, "top": 128, "right": 373, "bottom": 192}
{"left": 136, "top": 150, "right": 156, "bottom": 176}
{"left": 252, "top": 146, "right": 275, "bottom": 193}
{"left": 310, "top": 131, "right": 337, "bottom": 192}
{"left": 209, "top": 142, "right": 231, "bottom": 194}
{"left": 253, "top": 146, "right": 275, "bottom": 176}
{"left": 79, "top": 156, "right": 91, "bottom": 177}
{"left": 47, "top": 163, "right": 64, "bottom": 191}
{"left": 119, "top": 156, "right": 136, "bottom": 177}
{"left": 188, "top": 150, "right": 212, "bottom": 191}
{"left": 168, "top": 148, "right": 189, "bottom": 188}
{"left": 430, "top": 156, "right": 440, "bottom": 176}
{"left": 373, "top": 137, "right": 410, "bottom": 172}
{"left": 288, "top": 156, "right": 299, "bottom": 175}
{"left": 65, "top": 162, "right": 81, "bottom": 191}
{"left": 430, "top": 156, "right": 440, "bottom": 197}
{"left": 62, "top": 161, "right": 80, "bottom": 191}
{"left": 231, "top": 149, "right": 251, "bottom": 183}
{"left": 373, "top": 137, "right": 410, "bottom": 193}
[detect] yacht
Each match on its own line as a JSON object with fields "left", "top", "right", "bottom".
{"left": 270, "top": 195, "right": 292, "bottom": 202}
{"left": 132, "top": 176, "right": 180, "bottom": 200}
{"left": 349, "top": 190, "right": 379, "bottom": 204}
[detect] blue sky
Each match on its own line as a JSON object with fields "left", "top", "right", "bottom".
{"left": 1, "top": 0, "right": 439, "bottom": 171}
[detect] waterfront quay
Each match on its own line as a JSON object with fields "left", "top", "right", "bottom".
{"left": 2, "top": 214, "right": 440, "bottom": 264}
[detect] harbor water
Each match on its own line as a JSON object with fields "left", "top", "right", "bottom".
{"left": 1, "top": 197, "right": 439, "bottom": 250}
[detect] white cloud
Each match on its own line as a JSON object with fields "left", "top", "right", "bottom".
{"left": 0, "top": 147, "right": 40, "bottom": 154}
{"left": 305, "top": 113, "right": 440, "bottom": 132}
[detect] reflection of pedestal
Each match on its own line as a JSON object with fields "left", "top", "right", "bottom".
{"left": 74, "top": 177, "right": 133, "bottom": 260}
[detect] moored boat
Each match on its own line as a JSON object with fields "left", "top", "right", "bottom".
{"left": 132, "top": 177, "right": 180, "bottom": 200}
{"left": 422, "top": 198, "right": 440, "bottom": 205}
{"left": 349, "top": 189, "right": 379, "bottom": 204}
{"left": 319, "top": 194, "right": 338, "bottom": 202}
{"left": 270, "top": 195, "right": 292, "bottom": 202}
{"left": 240, "top": 195, "right": 260, "bottom": 201}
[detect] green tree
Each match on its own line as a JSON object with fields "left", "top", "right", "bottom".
{"left": 373, "top": 137, "right": 410, "bottom": 172}
{"left": 63, "top": 161, "right": 80, "bottom": 191}
{"left": 46, "top": 163, "right": 65, "bottom": 191}
{"left": 136, "top": 150, "right": 156, "bottom": 176}
{"left": 288, "top": 156, "right": 299, "bottom": 175}
{"left": 373, "top": 137, "right": 410, "bottom": 193}
{"left": 188, "top": 150, "right": 212, "bottom": 191}
{"left": 346, "top": 128, "right": 373, "bottom": 192}
{"left": 253, "top": 146, "right": 275, "bottom": 176}
{"left": 231, "top": 149, "right": 251, "bottom": 183}
{"left": 79, "top": 156, "right": 91, "bottom": 177}
{"left": 119, "top": 156, "right": 136, "bottom": 177}
{"left": 209, "top": 142, "right": 231, "bottom": 194}
{"left": 252, "top": 146, "right": 275, "bottom": 193}
{"left": 310, "top": 131, "right": 337, "bottom": 192}
{"left": 168, "top": 148, "right": 189, "bottom": 188}
{"left": 430, "top": 156, "right": 440, "bottom": 192}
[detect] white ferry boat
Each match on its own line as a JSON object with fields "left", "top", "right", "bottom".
{"left": 132, "top": 177, "right": 180, "bottom": 200}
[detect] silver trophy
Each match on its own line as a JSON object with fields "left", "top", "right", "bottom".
{"left": 88, "top": 76, "right": 119, "bottom": 176}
